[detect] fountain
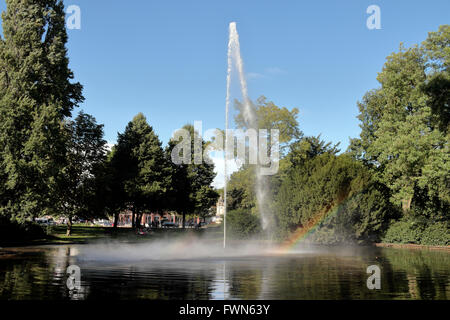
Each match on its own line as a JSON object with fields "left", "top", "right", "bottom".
{"left": 224, "top": 22, "right": 273, "bottom": 248}
{"left": 0, "top": 24, "right": 447, "bottom": 302}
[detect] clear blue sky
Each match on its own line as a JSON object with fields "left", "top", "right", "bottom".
{"left": 1, "top": 0, "right": 449, "bottom": 149}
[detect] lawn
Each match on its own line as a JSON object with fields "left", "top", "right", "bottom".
{"left": 49, "top": 225, "right": 122, "bottom": 243}
{"left": 0, "top": 223, "right": 225, "bottom": 247}
{"left": 48, "top": 224, "right": 224, "bottom": 245}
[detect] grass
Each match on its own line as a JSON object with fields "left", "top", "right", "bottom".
{"left": 49, "top": 225, "right": 120, "bottom": 243}
{"left": 48, "top": 224, "right": 224, "bottom": 245}
{"left": 1, "top": 225, "right": 142, "bottom": 247}
{"left": 1, "top": 223, "right": 234, "bottom": 247}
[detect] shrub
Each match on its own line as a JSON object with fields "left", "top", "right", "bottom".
{"left": 226, "top": 209, "right": 261, "bottom": 239}
{"left": 420, "top": 222, "right": 450, "bottom": 246}
{"left": 275, "top": 153, "right": 394, "bottom": 243}
{"left": 307, "top": 184, "right": 394, "bottom": 244}
{"left": 382, "top": 217, "right": 449, "bottom": 246}
{"left": 0, "top": 217, "right": 47, "bottom": 244}
{"left": 381, "top": 219, "right": 423, "bottom": 244}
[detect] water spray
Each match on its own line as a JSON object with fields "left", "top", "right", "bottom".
{"left": 224, "top": 22, "right": 273, "bottom": 247}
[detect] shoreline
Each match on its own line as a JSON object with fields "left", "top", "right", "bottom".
{"left": 374, "top": 243, "right": 450, "bottom": 252}
{"left": 2, "top": 239, "right": 450, "bottom": 252}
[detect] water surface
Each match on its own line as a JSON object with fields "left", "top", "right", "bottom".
{"left": 0, "top": 244, "right": 448, "bottom": 300}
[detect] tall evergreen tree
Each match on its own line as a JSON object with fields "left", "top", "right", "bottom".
{"left": 111, "top": 113, "right": 171, "bottom": 229}
{"left": 167, "top": 124, "right": 218, "bottom": 228}
{"left": 0, "top": 0, "right": 83, "bottom": 222}
{"left": 103, "top": 147, "right": 128, "bottom": 229}
{"left": 55, "top": 112, "right": 107, "bottom": 236}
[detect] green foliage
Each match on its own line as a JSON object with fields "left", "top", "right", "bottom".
{"left": 0, "top": 0, "right": 83, "bottom": 222}
{"left": 382, "top": 218, "right": 450, "bottom": 246}
{"left": 308, "top": 183, "right": 394, "bottom": 244}
{"left": 0, "top": 216, "right": 46, "bottom": 243}
{"left": 0, "top": 3, "right": 446, "bottom": 250}
{"left": 226, "top": 209, "right": 261, "bottom": 239}
{"left": 285, "top": 135, "right": 341, "bottom": 168}
{"left": 422, "top": 25, "right": 450, "bottom": 133}
{"left": 227, "top": 165, "right": 256, "bottom": 211}
{"left": 110, "top": 113, "right": 171, "bottom": 227}
{"left": 275, "top": 152, "right": 393, "bottom": 243}
{"left": 53, "top": 111, "right": 107, "bottom": 231}
{"left": 166, "top": 124, "right": 219, "bottom": 224}
{"left": 348, "top": 26, "right": 450, "bottom": 212}
{"left": 346, "top": 25, "right": 450, "bottom": 246}
{"left": 234, "top": 96, "right": 302, "bottom": 154}
{"left": 419, "top": 222, "right": 450, "bottom": 246}
{"left": 222, "top": 97, "right": 303, "bottom": 219}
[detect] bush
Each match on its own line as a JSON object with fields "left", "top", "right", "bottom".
{"left": 275, "top": 153, "right": 394, "bottom": 243}
{"left": 0, "top": 217, "right": 47, "bottom": 244}
{"left": 381, "top": 220, "right": 423, "bottom": 244}
{"left": 307, "top": 185, "right": 394, "bottom": 244}
{"left": 382, "top": 217, "right": 449, "bottom": 246}
{"left": 420, "top": 222, "right": 450, "bottom": 246}
{"left": 226, "top": 209, "right": 261, "bottom": 239}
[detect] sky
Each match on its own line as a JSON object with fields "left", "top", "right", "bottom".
{"left": 0, "top": 0, "right": 449, "bottom": 187}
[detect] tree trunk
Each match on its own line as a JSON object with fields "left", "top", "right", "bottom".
{"left": 131, "top": 208, "right": 135, "bottom": 229}
{"left": 402, "top": 197, "right": 412, "bottom": 213}
{"left": 182, "top": 212, "right": 186, "bottom": 229}
{"left": 113, "top": 212, "right": 119, "bottom": 229}
{"left": 66, "top": 216, "right": 73, "bottom": 237}
{"left": 135, "top": 212, "right": 142, "bottom": 230}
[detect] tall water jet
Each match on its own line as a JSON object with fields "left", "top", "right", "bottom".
{"left": 224, "top": 22, "right": 273, "bottom": 248}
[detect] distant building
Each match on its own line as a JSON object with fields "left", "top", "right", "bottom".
{"left": 213, "top": 196, "right": 225, "bottom": 223}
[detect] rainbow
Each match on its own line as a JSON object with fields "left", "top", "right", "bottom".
{"left": 277, "top": 194, "right": 352, "bottom": 253}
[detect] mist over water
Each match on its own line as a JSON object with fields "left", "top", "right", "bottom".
{"left": 77, "top": 238, "right": 282, "bottom": 262}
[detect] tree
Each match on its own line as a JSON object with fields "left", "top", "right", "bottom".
{"left": 275, "top": 153, "right": 392, "bottom": 243}
{"left": 111, "top": 113, "right": 171, "bottom": 229}
{"left": 102, "top": 147, "right": 128, "bottom": 229}
{"left": 55, "top": 112, "right": 107, "bottom": 236}
{"left": 349, "top": 27, "right": 449, "bottom": 213}
{"left": 347, "top": 89, "right": 386, "bottom": 164}
{"left": 234, "top": 96, "right": 302, "bottom": 155}
{"left": 227, "top": 165, "right": 256, "bottom": 211}
{"left": 226, "top": 208, "right": 261, "bottom": 239}
{"left": 167, "top": 124, "right": 218, "bottom": 228}
{"left": 228, "top": 96, "right": 303, "bottom": 212}
{"left": 286, "top": 135, "right": 340, "bottom": 168}
{"left": 0, "top": 0, "right": 83, "bottom": 222}
{"left": 422, "top": 25, "right": 450, "bottom": 134}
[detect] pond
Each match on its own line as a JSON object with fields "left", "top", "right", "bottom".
{"left": 0, "top": 243, "right": 448, "bottom": 300}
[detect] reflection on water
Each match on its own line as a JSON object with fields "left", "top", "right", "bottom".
{"left": 0, "top": 244, "right": 449, "bottom": 300}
